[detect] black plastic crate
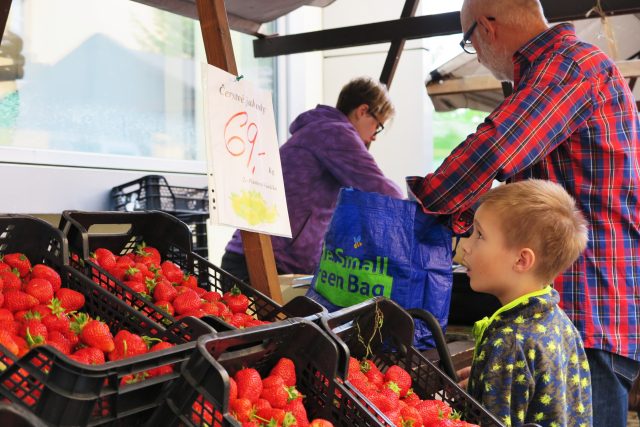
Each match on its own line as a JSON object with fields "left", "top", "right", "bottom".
{"left": 111, "top": 175, "right": 210, "bottom": 258}
{"left": 321, "top": 297, "right": 506, "bottom": 427}
{"left": 110, "top": 175, "right": 208, "bottom": 216}
{"left": 60, "top": 210, "right": 325, "bottom": 332}
{"left": 145, "top": 319, "right": 384, "bottom": 427}
{"left": 0, "top": 215, "right": 215, "bottom": 426}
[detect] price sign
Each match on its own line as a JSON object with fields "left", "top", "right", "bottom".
{"left": 202, "top": 64, "right": 291, "bottom": 237}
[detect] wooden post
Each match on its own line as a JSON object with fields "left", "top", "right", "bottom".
{"left": 0, "top": 0, "right": 12, "bottom": 43}
{"left": 196, "top": 0, "right": 283, "bottom": 303}
{"left": 379, "top": 0, "right": 420, "bottom": 88}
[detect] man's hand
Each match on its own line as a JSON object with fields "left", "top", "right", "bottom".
{"left": 456, "top": 366, "right": 471, "bottom": 389}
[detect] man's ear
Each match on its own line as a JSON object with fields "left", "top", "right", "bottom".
{"left": 477, "top": 15, "right": 497, "bottom": 42}
{"left": 513, "top": 248, "right": 535, "bottom": 273}
{"left": 355, "top": 103, "right": 369, "bottom": 118}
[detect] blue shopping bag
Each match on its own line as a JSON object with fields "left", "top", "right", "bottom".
{"left": 306, "top": 188, "right": 454, "bottom": 349}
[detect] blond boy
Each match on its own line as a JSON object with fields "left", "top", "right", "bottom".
{"left": 458, "top": 180, "right": 592, "bottom": 427}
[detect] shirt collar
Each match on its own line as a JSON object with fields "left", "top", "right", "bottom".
{"left": 513, "top": 23, "right": 577, "bottom": 85}
{"left": 472, "top": 286, "right": 556, "bottom": 353}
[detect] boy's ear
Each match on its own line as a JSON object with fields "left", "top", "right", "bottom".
{"left": 513, "top": 248, "right": 535, "bottom": 273}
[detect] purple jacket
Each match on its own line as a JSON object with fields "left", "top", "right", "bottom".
{"left": 224, "top": 105, "right": 403, "bottom": 274}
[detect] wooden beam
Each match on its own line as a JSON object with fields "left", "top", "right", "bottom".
{"left": 379, "top": 0, "right": 420, "bottom": 88}
{"left": 253, "top": 0, "right": 640, "bottom": 57}
{"left": 0, "top": 0, "right": 12, "bottom": 44}
{"left": 427, "top": 59, "right": 640, "bottom": 96}
{"left": 195, "top": 0, "right": 283, "bottom": 304}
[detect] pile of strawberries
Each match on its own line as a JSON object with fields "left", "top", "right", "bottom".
{"left": 219, "top": 357, "right": 334, "bottom": 427}
{"left": 88, "top": 244, "right": 270, "bottom": 329}
{"left": 347, "top": 357, "right": 479, "bottom": 427}
{"left": 0, "top": 252, "right": 175, "bottom": 380}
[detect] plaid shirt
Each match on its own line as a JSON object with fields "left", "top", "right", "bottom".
{"left": 410, "top": 23, "right": 640, "bottom": 361}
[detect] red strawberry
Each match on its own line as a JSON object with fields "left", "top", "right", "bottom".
{"left": 72, "top": 314, "right": 114, "bottom": 353}
{"left": 361, "top": 359, "right": 384, "bottom": 388}
{"left": 230, "top": 397, "right": 254, "bottom": 422}
{"left": 31, "top": 264, "right": 62, "bottom": 292}
{"left": 24, "top": 278, "right": 54, "bottom": 304}
{"left": 181, "top": 274, "right": 198, "bottom": 289}
{"left": 0, "top": 261, "right": 10, "bottom": 273}
{"left": 172, "top": 290, "right": 202, "bottom": 315}
{"left": 403, "top": 389, "right": 421, "bottom": 407}
{"left": 2, "top": 253, "right": 31, "bottom": 277}
{"left": 109, "top": 330, "right": 148, "bottom": 361}
{"left": 47, "top": 330, "right": 74, "bottom": 355}
{"left": 234, "top": 368, "right": 263, "bottom": 403}
{"left": 270, "top": 357, "right": 296, "bottom": 387}
{"left": 400, "top": 404, "right": 424, "bottom": 427}
{"left": 384, "top": 365, "right": 412, "bottom": 397}
{"left": 93, "top": 248, "right": 117, "bottom": 270}
{"left": 153, "top": 280, "right": 177, "bottom": 302}
{"left": 0, "top": 329, "right": 19, "bottom": 355}
{"left": 223, "top": 286, "right": 250, "bottom": 314}
{"left": 283, "top": 399, "right": 309, "bottom": 427}
{"left": 4, "top": 290, "right": 38, "bottom": 312}
{"left": 154, "top": 300, "right": 175, "bottom": 316}
{"left": 161, "top": 261, "right": 184, "bottom": 284}
{"left": 134, "top": 243, "right": 162, "bottom": 266}
{"left": 55, "top": 289, "right": 85, "bottom": 312}
{"left": 415, "top": 400, "right": 452, "bottom": 427}
{"left": 1, "top": 269, "right": 22, "bottom": 291}
{"left": 146, "top": 341, "right": 175, "bottom": 377}
{"left": 256, "top": 408, "right": 286, "bottom": 425}
{"left": 70, "top": 347, "right": 105, "bottom": 365}
{"left": 202, "top": 291, "right": 222, "bottom": 303}
{"left": 229, "top": 377, "right": 238, "bottom": 402}
{"left": 0, "top": 309, "right": 13, "bottom": 321}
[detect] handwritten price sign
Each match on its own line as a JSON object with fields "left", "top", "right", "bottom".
{"left": 202, "top": 64, "right": 291, "bottom": 238}
{"left": 224, "top": 111, "right": 265, "bottom": 175}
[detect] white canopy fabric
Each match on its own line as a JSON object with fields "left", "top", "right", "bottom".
{"left": 426, "top": 14, "right": 640, "bottom": 112}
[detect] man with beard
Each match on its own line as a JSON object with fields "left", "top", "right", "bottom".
{"left": 409, "top": 0, "right": 640, "bottom": 425}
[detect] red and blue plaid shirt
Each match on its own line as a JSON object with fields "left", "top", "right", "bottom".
{"left": 410, "top": 23, "right": 640, "bottom": 361}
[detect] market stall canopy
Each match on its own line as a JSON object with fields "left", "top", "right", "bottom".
{"left": 131, "top": 0, "right": 336, "bottom": 35}
{"left": 426, "top": 14, "right": 640, "bottom": 112}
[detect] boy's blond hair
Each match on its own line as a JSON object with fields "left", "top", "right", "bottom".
{"left": 478, "top": 180, "right": 588, "bottom": 284}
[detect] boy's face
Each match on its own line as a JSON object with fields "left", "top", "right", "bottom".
{"left": 461, "top": 204, "right": 520, "bottom": 302}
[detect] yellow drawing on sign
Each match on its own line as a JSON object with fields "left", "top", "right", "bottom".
{"left": 230, "top": 190, "right": 278, "bottom": 225}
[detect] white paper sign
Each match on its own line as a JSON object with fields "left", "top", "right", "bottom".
{"left": 202, "top": 63, "right": 291, "bottom": 238}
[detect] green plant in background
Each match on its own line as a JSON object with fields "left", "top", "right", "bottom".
{"left": 432, "top": 108, "right": 485, "bottom": 166}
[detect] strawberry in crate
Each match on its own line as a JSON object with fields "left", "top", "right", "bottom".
{"left": 217, "top": 357, "right": 335, "bottom": 427}
{"left": 0, "top": 252, "right": 176, "bottom": 383}
{"left": 347, "top": 357, "right": 479, "bottom": 427}
{"left": 88, "top": 244, "right": 271, "bottom": 328}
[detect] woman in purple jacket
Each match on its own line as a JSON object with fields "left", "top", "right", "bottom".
{"left": 221, "top": 77, "right": 403, "bottom": 282}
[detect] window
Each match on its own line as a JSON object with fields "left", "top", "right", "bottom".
{"left": 0, "top": 0, "right": 276, "bottom": 171}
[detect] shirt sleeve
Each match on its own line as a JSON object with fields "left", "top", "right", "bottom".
{"left": 316, "top": 126, "right": 404, "bottom": 199}
{"left": 410, "top": 67, "right": 594, "bottom": 233}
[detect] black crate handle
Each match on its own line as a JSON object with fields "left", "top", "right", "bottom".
{"left": 321, "top": 297, "right": 415, "bottom": 377}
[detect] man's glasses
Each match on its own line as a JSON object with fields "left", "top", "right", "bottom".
{"left": 460, "top": 17, "right": 495, "bottom": 54}
{"left": 368, "top": 111, "right": 384, "bottom": 135}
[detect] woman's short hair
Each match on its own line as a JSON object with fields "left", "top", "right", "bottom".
{"left": 336, "top": 77, "right": 395, "bottom": 121}
{"left": 478, "top": 179, "right": 589, "bottom": 283}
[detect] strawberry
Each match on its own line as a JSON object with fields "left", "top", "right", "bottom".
{"left": 109, "top": 330, "right": 148, "bottom": 361}
{"left": 401, "top": 404, "right": 424, "bottom": 427}
{"left": 134, "top": 243, "right": 161, "bottom": 267}
{"left": 384, "top": 365, "right": 412, "bottom": 397}
{"left": 229, "top": 376, "right": 238, "bottom": 402}
{"left": 4, "top": 290, "right": 39, "bottom": 312}
{"left": 181, "top": 274, "right": 198, "bottom": 289}
{"left": 0, "top": 309, "right": 13, "bottom": 321}
{"left": 55, "top": 289, "right": 85, "bottom": 312}
{"left": 154, "top": 300, "right": 174, "bottom": 316}
{"left": 415, "top": 400, "right": 452, "bottom": 427}
{"left": 308, "top": 419, "right": 334, "bottom": 427}
{"left": 145, "top": 341, "right": 175, "bottom": 377}
{"left": 235, "top": 368, "right": 263, "bottom": 403}
{"left": 47, "top": 330, "right": 74, "bottom": 355}
{"left": 200, "top": 302, "right": 221, "bottom": 317}
{"left": 161, "top": 261, "right": 184, "bottom": 284}
{"left": 153, "top": 280, "right": 177, "bottom": 302}
{"left": 72, "top": 314, "right": 115, "bottom": 353}
{"left": 0, "top": 329, "right": 19, "bottom": 355}
{"left": 270, "top": 357, "right": 296, "bottom": 387}
{"left": 403, "top": 389, "right": 421, "bottom": 407}
{"left": 24, "top": 278, "right": 54, "bottom": 304}
{"left": 361, "top": 359, "right": 384, "bottom": 388}
{"left": 283, "top": 399, "right": 309, "bottom": 427}
{"left": 93, "top": 248, "right": 117, "bottom": 269}
{"left": 2, "top": 253, "right": 31, "bottom": 277}
{"left": 172, "top": 290, "right": 202, "bottom": 315}
{"left": 256, "top": 407, "right": 286, "bottom": 425}
{"left": 0, "top": 319, "right": 19, "bottom": 336}
{"left": 202, "top": 291, "right": 222, "bottom": 303}
{"left": 1, "top": 269, "right": 22, "bottom": 291}
{"left": 31, "top": 264, "right": 62, "bottom": 292}
{"left": 0, "top": 261, "right": 10, "bottom": 273}
{"left": 223, "top": 285, "right": 250, "bottom": 314}
{"left": 70, "top": 347, "right": 105, "bottom": 365}
{"left": 230, "top": 397, "right": 254, "bottom": 422}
